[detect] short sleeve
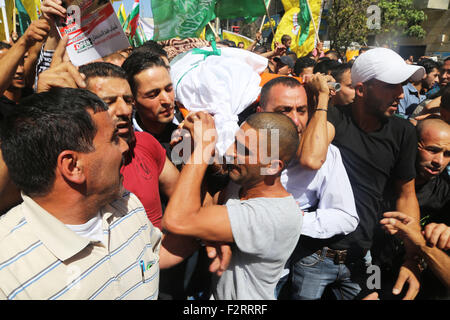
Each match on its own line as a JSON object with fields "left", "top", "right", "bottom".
{"left": 327, "top": 106, "right": 344, "bottom": 132}
{"left": 226, "top": 199, "right": 275, "bottom": 257}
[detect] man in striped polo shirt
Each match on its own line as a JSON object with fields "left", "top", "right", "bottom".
{"left": 0, "top": 87, "right": 215, "bottom": 300}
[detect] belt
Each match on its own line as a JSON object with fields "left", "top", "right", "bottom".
{"left": 314, "top": 247, "right": 368, "bottom": 265}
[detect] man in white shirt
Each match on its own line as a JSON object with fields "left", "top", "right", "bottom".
{"left": 257, "top": 76, "right": 359, "bottom": 299}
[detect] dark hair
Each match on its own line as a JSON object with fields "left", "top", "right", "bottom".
{"left": 253, "top": 45, "right": 268, "bottom": 54}
{"left": 317, "top": 56, "right": 331, "bottom": 62}
{"left": 0, "top": 88, "right": 108, "bottom": 197}
{"left": 79, "top": 62, "right": 127, "bottom": 82}
{"left": 330, "top": 63, "right": 352, "bottom": 83}
{"left": 417, "top": 58, "right": 440, "bottom": 74}
{"left": 260, "top": 76, "right": 302, "bottom": 109}
{"left": 359, "top": 47, "right": 370, "bottom": 55}
{"left": 121, "top": 52, "right": 168, "bottom": 95}
{"left": 313, "top": 59, "right": 341, "bottom": 74}
{"left": 281, "top": 34, "right": 291, "bottom": 44}
{"left": 245, "top": 112, "right": 299, "bottom": 166}
{"left": 293, "top": 57, "right": 316, "bottom": 76}
{"left": 286, "top": 52, "right": 298, "bottom": 62}
{"left": 0, "top": 42, "right": 11, "bottom": 50}
{"left": 441, "top": 84, "right": 450, "bottom": 111}
{"left": 219, "top": 40, "right": 236, "bottom": 47}
{"left": 133, "top": 40, "right": 168, "bottom": 58}
{"left": 325, "top": 50, "right": 340, "bottom": 60}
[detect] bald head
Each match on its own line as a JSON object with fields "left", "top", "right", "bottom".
{"left": 245, "top": 112, "right": 299, "bottom": 164}
{"left": 416, "top": 118, "right": 450, "bottom": 181}
{"left": 417, "top": 118, "right": 450, "bottom": 141}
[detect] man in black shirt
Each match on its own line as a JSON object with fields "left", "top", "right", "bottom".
{"left": 377, "top": 117, "right": 450, "bottom": 299}
{"left": 297, "top": 48, "right": 426, "bottom": 299}
{"left": 407, "top": 119, "right": 449, "bottom": 301}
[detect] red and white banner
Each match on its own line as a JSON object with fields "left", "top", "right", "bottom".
{"left": 56, "top": 0, "right": 129, "bottom": 66}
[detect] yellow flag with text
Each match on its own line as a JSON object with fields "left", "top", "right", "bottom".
{"left": 222, "top": 30, "right": 253, "bottom": 49}
{"left": 273, "top": 0, "right": 323, "bottom": 58}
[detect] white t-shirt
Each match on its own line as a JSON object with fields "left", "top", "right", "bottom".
{"left": 65, "top": 213, "right": 104, "bottom": 244}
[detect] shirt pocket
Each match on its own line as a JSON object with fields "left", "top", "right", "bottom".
{"left": 138, "top": 251, "right": 159, "bottom": 284}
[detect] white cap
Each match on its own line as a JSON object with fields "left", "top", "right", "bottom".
{"left": 351, "top": 48, "right": 425, "bottom": 87}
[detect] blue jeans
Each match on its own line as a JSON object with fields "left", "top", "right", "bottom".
{"left": 285, "top": 247, "right": 371, "bottom": 300}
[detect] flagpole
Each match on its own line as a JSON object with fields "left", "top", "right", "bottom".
{"left": 260, "top": 0, "right": 274, "bottom": 37}
{"left": 305, "top": 0, "right": 320, "bottom": 44}
{"left": 1, "top": 3, "right": 9, "bottom": 42}
{"left": 259, "top": 15, "right": 266, "bottom": 33}
{"left": 13, "top": 0, "right": 16, "bottom": 34}
{"left": 207, "top": 22, "right": 219, "bottom": 39}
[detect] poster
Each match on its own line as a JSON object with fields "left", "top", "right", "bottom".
{"left": 56, "top": 0, "right": 129, "bottom": 66}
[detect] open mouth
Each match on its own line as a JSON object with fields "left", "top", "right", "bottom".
{"left": 116, "top": 121, "right": 130, "bottom": 135}
{"left": 13, "top": 76, "right": 24, "bottom": 84}
{"left": 160, "top": 107, "right": 174, "bottom": 117}
{"left": 425, "top": 166, "right": 441, "bottom": 175}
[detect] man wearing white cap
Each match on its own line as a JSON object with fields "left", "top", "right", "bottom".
{"left": 297, "top": 48, "right": 426, "bottom": 299}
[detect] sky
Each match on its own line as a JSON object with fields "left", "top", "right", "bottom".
{"left": 111, "top": 0, "right": 153, "bottom": 18}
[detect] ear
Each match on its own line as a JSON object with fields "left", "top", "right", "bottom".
{"left": 256, "top": 106, "right": 263, "bottom": 113}
{"left": 57, "top": 151, "right": 86, "bottom": 185}
{"left": 354, "top": 82, "right": 365, "bottom": 98}
{"left": 263, "top": 159, "right": 284, "bottom": 176}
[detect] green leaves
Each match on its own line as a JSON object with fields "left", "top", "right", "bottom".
{"left": 326, "top": 0, "right": 426, "bottom": 54}
{"left": 377, "top": 0, "right": 426, "bottom": 40}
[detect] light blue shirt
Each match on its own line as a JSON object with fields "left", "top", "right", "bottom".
{"left": 397, "top": 82, "right": 426, "bottom": 118}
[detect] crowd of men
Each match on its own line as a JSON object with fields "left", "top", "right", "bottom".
{"left": 0, "top": 0, "right": 449, "bottom": 300}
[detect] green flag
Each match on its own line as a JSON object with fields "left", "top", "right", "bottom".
{"left": 150, "top": 0, "right": 216, "bottom": 41}
{"left": 215, "top": 0, "right": 270, "bottom": 23}
{"left": 297, "top": 0, "right": 312, "bottom": 47}
{"left": 15, "top": 0, "right": 31, "bottom": 35}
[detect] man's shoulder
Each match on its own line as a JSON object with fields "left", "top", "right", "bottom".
{"left": 388, "top": 115, "right": 416, "bottom": 134}
{"left": 105, "top": 191, "right": 147, "bottom": 221}
{"left": 0, "top": 204, "right": 26, "bottom": 241}
{"left": 134, "top": 131, "right": 161, "bottom": 146}
{"left": 328, "top": 105, "right": 350, "bottom": 124}
{"left": 231, "top": 196, "right": 301, "bottom": 215}
{"left": 319, "top": 144, "right": 343, "bottom": 173}
{"left": 132, "top": 131, "right": 166, "bottom": 161}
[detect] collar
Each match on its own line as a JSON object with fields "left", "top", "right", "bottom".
{"left": 22, "top": 194, "right": 99, "bottom": 261}
{"left": 405, "top": 82, "right": 420, "bottom": 95}
{"left": 132, "top": 114, "right": 144, "bottom": 132}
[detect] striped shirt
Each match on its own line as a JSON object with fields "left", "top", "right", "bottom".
{"left": 0, "top": 192, "right": 161, "bottom": 300}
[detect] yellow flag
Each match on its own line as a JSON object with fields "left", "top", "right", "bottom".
{"left": 117, "top": 3, "right": 127, "bottom": 26}
{"left": 281, "top": 0, "right": 300, "bottom": 11}
{"left": 222, "top": 30, "right": 253, "bottom": 49}
{"left": 273, "top": 0, "right": 322, "bottom": 58}
{"left": 0, "top": 0, "right": 15, "bottom": 41}
{"left": 22, "top": 0, "right": 39, "bottom": 21}
{"left": 199, "top": 27, "right": 206, "bottom": 40}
